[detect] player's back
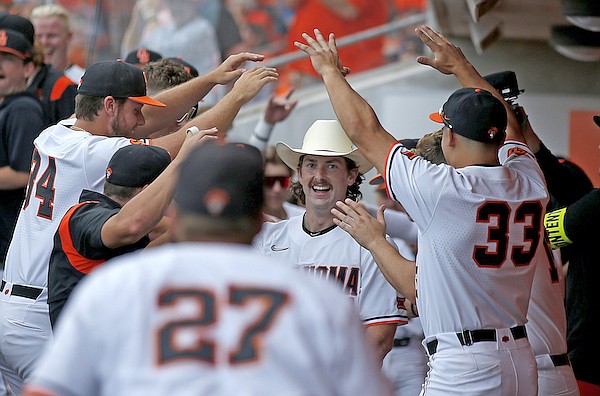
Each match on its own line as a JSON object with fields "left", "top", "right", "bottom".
{"left": 32, "top": 243, "right": 391, "bottom": 396}
{"left": 4, "top": 120, "right": 130, "bottom": 290}
{"left": 386, "top": 141, "right": 549, "bottom": 337}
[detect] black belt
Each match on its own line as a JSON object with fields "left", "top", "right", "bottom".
{"left": 393, "top": 337, "right": 410, "bottom": 347}
{"left": 0, "top": 279, "right": 43, "bottom": 300}
{"left": 426, "top": 325, "right": 527, "bottom": 356}
{"left": 550, "top": 353, "right": 570, "bottom": 367}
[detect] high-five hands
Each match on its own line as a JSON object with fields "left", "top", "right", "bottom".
{"left": 294, "top": 29, "right": 351, "bottom": 78}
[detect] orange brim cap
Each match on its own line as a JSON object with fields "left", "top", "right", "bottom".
{"left": 130, "top": 95, "right": 166, "bottom": 107}
{"left": 369, "top": 173, "right": 384, "bottom": 185}
{"left": 429, "top": 111, "right": 443, "bottom": 123}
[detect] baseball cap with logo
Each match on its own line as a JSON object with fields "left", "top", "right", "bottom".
{"left": 0, "top": 14, "right": 35, "bottom": 45}
{"left": 0, "top": 28, "right": 32, "bottom": 60}
{"left": 124, "top": 48, "right": 162, "bottom": 66}
{"left": 105, "top": 145, "right": 171, "bottom": 187}
{"left": 429, "top": 87, "right": 507, "bottom": 143}
{"left": 78, "top": 60, "right": 166, "bottom": 107}
{"left": 174, "top": 141, "right": 264, "bottom": 218}
{"left": 276, "top": 120, "right": 373, "bottom": 174}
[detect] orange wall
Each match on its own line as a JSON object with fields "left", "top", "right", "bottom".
{"left": 569, "top": 110, "right": 600, "bottom": 188}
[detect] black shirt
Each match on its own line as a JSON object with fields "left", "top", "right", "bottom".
{"left": 27, "top": 64, "right": 77, "bottom": 128}
{"left": 48, "top": 190, "right": 150, "bottom": 328}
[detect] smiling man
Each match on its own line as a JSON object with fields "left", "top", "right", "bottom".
{"left": 254, "top": 119, "right": 406, "bottom": 364}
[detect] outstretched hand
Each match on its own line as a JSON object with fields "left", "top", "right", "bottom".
{"left": 264, "top": 89, "right": 298, "bottom": 124}
{"left": 294, "top": 29, "right": 351, "bottom": 78}
{"left": 231, "top": 66, "right": 279, "bottom": 103}
{"left": 212, "top": 52, "right": 266, "bottom": 85}
{"left": 332, "top": 199, "right": 387, "bottom": 250}
{"left": 415, "top": 25, "right": 471, "bottom": 76}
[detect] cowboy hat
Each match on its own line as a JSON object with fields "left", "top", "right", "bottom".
{"left": 275, "top": 120, "right": 373, "bottom": 174}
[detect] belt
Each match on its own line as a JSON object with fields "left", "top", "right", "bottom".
{"left": 1, "top": 279, "right": 43, "bottom": 300}
{"left": 550, "top": 353, "right": 570, "bottom": 367}
{"left": 426, "top": 325, "right": 527, "bottom": 356}
{"left": 393, "top": 337, "right": 410, "bottom": 347}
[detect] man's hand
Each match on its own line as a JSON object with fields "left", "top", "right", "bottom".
{"left": 231, "top": 66, "right": 279, "bottom": 103}
{"left": 264, "top": 90, "right": 298, "bottom": 124}
{"left": 294, "top": 29, "right": 350, "bottom": 78}
{"left": 177, "top": 127, "right": 219, "bottom": 160}
{"left": 415, "top": 25, "right": 472, "bottom": 76}
{"left": 332, "top": 199, "right": 387, "bottom": 250}
{"left": 210, "top": 52, "right": 266, "bottom": 85}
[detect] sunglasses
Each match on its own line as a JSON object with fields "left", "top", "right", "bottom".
{"left": 264, "top": 176, "right": 291, "bottom": 188}
{"left": 176, "top": 104, "right": 199, "bottom": 124}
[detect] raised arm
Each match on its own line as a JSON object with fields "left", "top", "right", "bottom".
{"left": 152, "top": 66, "right": 278, "bottom": 157}
{"left": 414, "top": 25, "right": 523, "bottom": 142}
{"left": 295, "top": 29, "right": 397, "bottom": 175}
{"left": 138, "top": 52, "right": 266, "bottom": 135}
{"left": 332, "top": 199, "right": 417, "bottom": 302}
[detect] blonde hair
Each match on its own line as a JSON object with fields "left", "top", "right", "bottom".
{"left": 31, "top": 4, "right": 70, "bottom": 30}
{"left": 413, "top": 129, "right": 446, "bottom": 165}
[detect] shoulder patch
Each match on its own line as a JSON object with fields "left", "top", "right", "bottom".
{"left": 507, "top": 147, "right": 528, "bottom": 157}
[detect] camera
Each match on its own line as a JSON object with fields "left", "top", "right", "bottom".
{"left": 483, "top": 71, "right": 525, "bottom": 126}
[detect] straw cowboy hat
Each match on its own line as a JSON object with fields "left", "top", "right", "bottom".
{"left": 275, "top": 120, "right": 373, "bottom": 174}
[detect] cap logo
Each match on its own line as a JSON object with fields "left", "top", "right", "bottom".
{"left": 488, "top": 127, "right": 498, "bottom": 140}
{"left": 142, "top": 71, "right": 148, "bottom": 88}
{"left": 204, "top": 188, "right": 230, "bottom": 217}
{"left": 137, "top": 48, "right": 150, "bottom": 64}
{"left": 0, "top": 30, "right": 7, "bottom": 47}
{"left": 106, "top": 167, "right": 113, "bottom": 180}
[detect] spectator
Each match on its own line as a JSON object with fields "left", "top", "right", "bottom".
{"left": 254, "top": 119, "right": 407, "bottom": 364}
{"left": 262, "top": 146, "right": 304, "bottom": 221}
{"left": 23, "top": 141, "right": 393, "bottom": 396}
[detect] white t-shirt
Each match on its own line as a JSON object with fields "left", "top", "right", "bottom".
{"left": 254, "top": 215, "right": 407, "bottom": 326}
{"left": 4, "top": 119, "right": 134, "bottom": 291}
{"left": 30, "top": 243, "right": 393, "bottom": 396}
{"left": 385, "top": 140, "right": 548, "bottom": 338}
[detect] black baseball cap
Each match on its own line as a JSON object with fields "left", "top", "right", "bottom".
{"left": 174, "top": 141, "right": 264, "bottom": 218}
{"left": 166, "top": 57, "right": 199, "bottom": 77}
{"left": 429, "top": 87, "right": 507, "bottom": 143}
{"left": 124, "top": 48, "right": 162, "bottom": 66}
{"left": 0, "top": 14, "right": 35, "bottom": 45}
{"left": 105, "top": 145, "right": 171, "bottom": 187}
{"left": 0, "top": 28, "right": 32, "bottom": 60}
{"left": 78, "top": 60, "right": 166, "bottom": 107}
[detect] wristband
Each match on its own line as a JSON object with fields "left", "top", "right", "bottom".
{"left": 544, "top": 207, "right": 573, "bottom": 249}
{"left": 186, "top": 126, "right": 201, "bottom": 135}
{"left": 252, "top": 118, "right": 274, "bottom": 142}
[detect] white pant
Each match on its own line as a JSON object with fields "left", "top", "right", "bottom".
{"left": 420, "top": 329, "right": 538, "bottom": 396}
{"left": 0, "top": 283, "right": 53, "bottom": 395}
{"left": 383, "top": 336, "right": 428, "bottom": 396}
{"left": 536, "top": 354, "right": 580, "bottom": 396}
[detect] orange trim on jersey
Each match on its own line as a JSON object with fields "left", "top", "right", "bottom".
{"left": 364, "top": 319, "right": 408, "bottom": 327}
{"left": 49, "top": 76, "right": 76, "bottom": 102}
{"left": 384, "top": 142, "right": 402, "bottom": 200}
{"left": 58, "top": 201, "right": 105, "bottom": 274}
{"left": 20, "top": 385, "right": 60, "bottom": 396}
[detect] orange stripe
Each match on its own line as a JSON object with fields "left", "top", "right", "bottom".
{"left": 384, "top": 142, "right": 400, "bottom": 200}
{"left": 58, "top": 201, "right": 105, "bottom": 274}
{"left": 49, "top": 76, "right": 75, "bottom": 102}
{"left": 364, "top": 319, "right": 408, "bottom": 327}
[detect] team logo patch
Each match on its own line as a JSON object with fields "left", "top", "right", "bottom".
{"left": 507, "top": 147, "right": 528, "bottom": 157}
{"left": 106, "top": 167, "right": 113, "bottom": 180}
{"left": 488, "top": 127, "right": 498, "bottom": 140}
{"left": 204, "top": 188, "right": 229, "bottom": 217}
{"left": 0, "top": 30, "right": 7, "bottom": 47}
{"left": 137, "top": 48, "right": 150, "bottom": 64}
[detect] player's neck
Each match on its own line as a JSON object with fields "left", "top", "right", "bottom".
{"left": 302, "top": 210, "right": 336, "bottom": 234}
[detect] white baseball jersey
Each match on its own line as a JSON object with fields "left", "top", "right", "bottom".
{"left": 4, "top": 119, "right": 136, "bottom": 291}
{"left": 29, "top": 243, "right": 393, "bottom": 396}
{"left": 385, "top": 140, "right": 548, "bottom": 338}
{"left": 254, "top": 215, "right": 407, "bottom": 326}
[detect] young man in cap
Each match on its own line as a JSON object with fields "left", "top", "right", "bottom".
{"left": 47, "top": 131, "right": 212, "bottom": 328}
{"left": 0, "top": 55, "right": 276, "bottom": 392}
{"left": 296, "top": 26, "right": 547, "bottom": 395}
{"left": 0, "top": 28, "right": 44, "bottom": 272}
{"left": 254, "top": 119, "right": 406, "bottom": 364}
{"left": 22, "top": 141, "right": 393, "bottom": 396}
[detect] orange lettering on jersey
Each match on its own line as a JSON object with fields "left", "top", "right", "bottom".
{"left": 305, "top": 265, "right": 359, "bottom": 296}
{"left": 401, "top": 150, "right": 417, "bottom": 160}
{"left": 129, "top": 139, "right": 150, "bottom": 145}
{"left": 346, "top": 268, "right": 359, "bottom": 296}
{"left": 507, "top": 147, "right": 528, "bottom": 157}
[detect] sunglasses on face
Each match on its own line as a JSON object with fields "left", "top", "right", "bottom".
{"left": 264, "top": 176, "right": 291, "bottom": 188}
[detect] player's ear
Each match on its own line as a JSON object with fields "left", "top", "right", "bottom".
{"left": 104, "top": 96, "right": 118, "bottom": 115}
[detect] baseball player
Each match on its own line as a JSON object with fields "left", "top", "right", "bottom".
{"left": 0, "top": 55, "right": 276, "bottom": 392}
{"left": 22, "top": 142, "right": 393, "bottom": 396}
{"left": 254, "top": 119, "right": 407, "bottom": 364}
{"left": 297, "top": 27, "right": 547, "bottom": 395}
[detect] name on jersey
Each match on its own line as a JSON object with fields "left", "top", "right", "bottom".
{"left": 303, "top": 265, "right": 359, "bottom": 296}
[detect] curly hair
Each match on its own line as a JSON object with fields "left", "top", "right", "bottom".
{"left": 143, "top": 59, "right": 193, "bottom": 96}
{"left": 290, "top": 156, "right": 363, "bottom": 205}
{"left": 413, "top": 128, "right": 446, "bottom": 165}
